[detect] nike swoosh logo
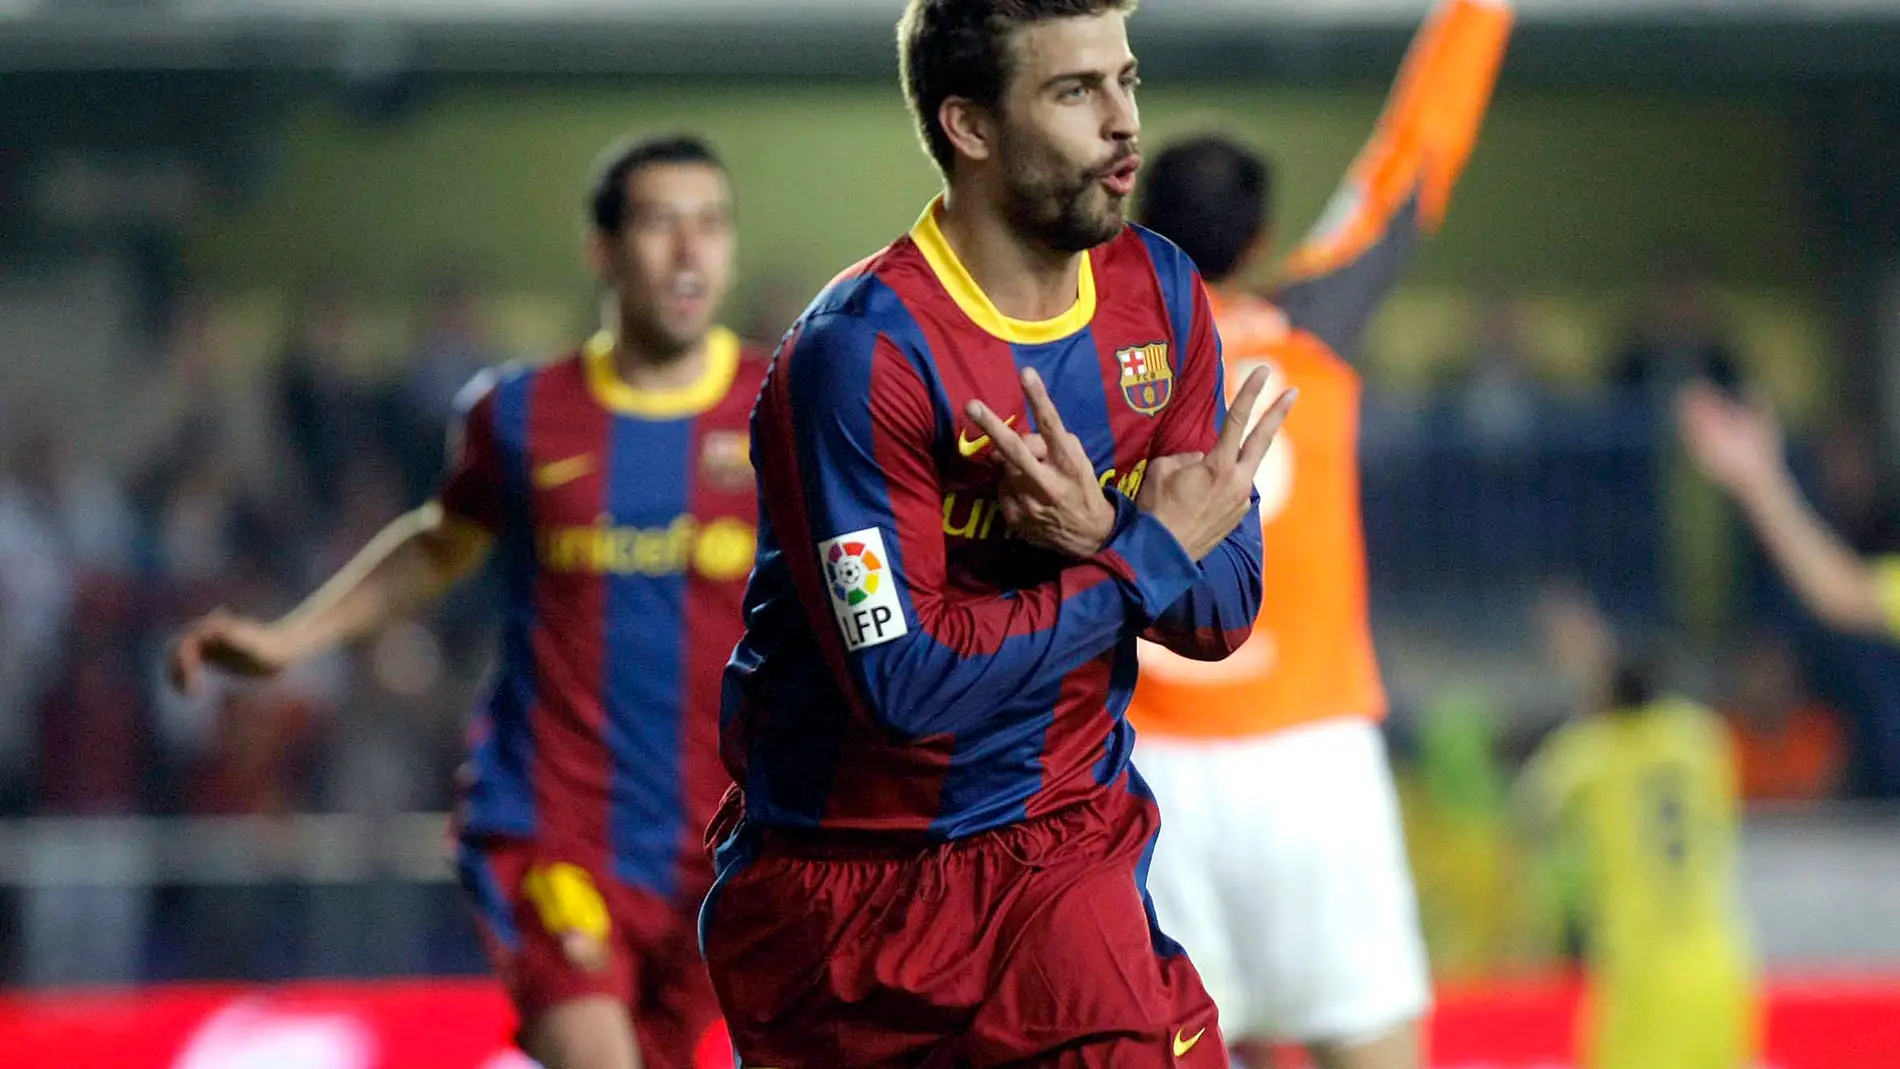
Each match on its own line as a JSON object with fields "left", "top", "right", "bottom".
{"left": 1172, "top": 1027, "right": 1206, "bottom": 1058}
{"left": 957, "top": 415, "right": 1016, "bottom": 457}
{"left": 533, "top": 454, "right": 596, "bottom": 489}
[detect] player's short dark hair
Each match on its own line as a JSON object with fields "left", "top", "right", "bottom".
{"left": 898, "top": 0, "right": 1138, "bottom": 177}
{"left": 1609, "top": 654, "right": 1660, "bottom": 713}
{"left": 588, "top": 134, "right": 726, "bottom": 236}
{"left": 1137, "top": 136, "right": 1272, "bottom": 284}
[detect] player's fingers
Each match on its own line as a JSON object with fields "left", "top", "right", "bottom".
{"left": 1214, "top": 366, "right": 1274, "bottom": 464}
{"left": 1235, "top": 388, "right": 1300, "bottom": 473}
{"left": 1020, "top": 433, "right": 1050, "bottom": 464}
{"left": 169, "top": 633, "right": 202, "bottom": 694}
{"left": 1019, "top": 368, "right": 1071, "bottom": 441}
{"left": 966, "top": 400, "right": 1051, "bottom": 486}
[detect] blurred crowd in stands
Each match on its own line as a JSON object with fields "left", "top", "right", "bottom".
{"left": 3, "top": 263, "right": 1894, "bottom": 828}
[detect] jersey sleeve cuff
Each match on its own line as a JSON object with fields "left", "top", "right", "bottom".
{"left": 1092, "top": 490, "right": 1201, "bottom": 623}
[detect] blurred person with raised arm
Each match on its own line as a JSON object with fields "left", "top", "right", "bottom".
{"left": 1124, "top": 2, "right": 1513, "bottom": 1066}
{"left": 1679, "top": 379, "right": 1900, "bottom": 643}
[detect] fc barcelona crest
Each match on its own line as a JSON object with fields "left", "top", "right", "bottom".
{"left": 1116, "top": 342, "right": 1173, "bottom": 416}
{"left": 699, "top": 430, "right": 755, "bottom": 492}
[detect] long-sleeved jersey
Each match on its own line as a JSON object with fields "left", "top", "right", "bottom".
{"left": 1129, "top": 0, "right": 1513, "bottom": 740}
{"left": 442, "top": 328, "right": 767, "bottom": 901}
{"left": 721, "top": 200, "right": 1263, "bottom": 839}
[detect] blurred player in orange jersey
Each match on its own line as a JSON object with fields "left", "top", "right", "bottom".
{"left": 1126, "top": 2, "right": 1514, "bottom": 1068}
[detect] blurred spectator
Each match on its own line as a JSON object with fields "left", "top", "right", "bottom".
{"left": 391, "top": 273, "right": 501, "bottom": 505}
{"left": 1680, "top": 383, "right": 1900, "bottom": 795}
{"left": 0, "top": 431, "right": 78, "bottom": 811}
{"left": 153, "top": 459, "right": 243, "bottom": 587}
{"left": 118, "top": 298, "right": 279, "bottom": 498}
{"left": 1802, "top": 422, "right": 1900, "bottom": 798}
{"left": 1813, "top": 420, "right": 1900, "bottom": 557}
{"left": 28, "top": 431, "right": 138, "bottom": 578}
{"left": 1720, "top": 631, "right": 1847, "bottom": 804}
{"left": 1448, "top": 294, "right": 1546, "bottom": 452}
{"left": 276, "top": 287, "right": 377, "bottom": 519}
{"left": 35, "top": 575, "right": 149, "bottom": 815}
{"left": 1610, "top": 249, "right": 1744, "bottom": 405}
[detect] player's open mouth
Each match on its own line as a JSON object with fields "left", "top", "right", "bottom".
{"left": 666, "top": 275, "right": 708, "bottom": 313}
{"left": 1100, "top": 156, "right": 1140, "bottom": 198}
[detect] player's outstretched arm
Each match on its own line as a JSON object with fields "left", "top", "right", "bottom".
{"left": 1273, "top": 0, "right": 1513, "bottom": 362}
{"left": 169, "top": 502, "right": 491, "bottom": 693}
{"left": 1678, "top": 381, "right": 1891, "bottom": 638}
{"left": 767, "top": 313, "right": 1208, "bottom": 738}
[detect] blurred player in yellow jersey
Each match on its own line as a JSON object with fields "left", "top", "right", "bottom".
{"left": 1126, "top": 2, "right": 1513, "bottom": 1067}
{"left": 1521, "top": 587, "right": 1759, "bottom": 1069}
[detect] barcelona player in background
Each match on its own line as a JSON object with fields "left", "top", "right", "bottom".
{"left": 1519, "top": 584, "right": 1758, "bottom": 1069}
{"left": 169, "top": 134, "right": 764, "bottom": 1069}
{"left": 1125, "top": 2, "right": 1513, "bottom": 1067}
{"left": 702, "top": 0, "right": 1295, "bottom": 1065}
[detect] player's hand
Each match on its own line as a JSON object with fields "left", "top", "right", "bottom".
{"left": 969, "top": 368, "right": 1117, "bottom": 558}
{"left": 1136, "top": 368, "right": 1297, "bottom": 560}
{"left": 168, "top": 609, "right": 296, "bottom": 694}
{"left": 1676, "top": 380, "right": 1787, "bottom": 499}
{"left": 522, "top": 862, "right": 612, "bottom": 974}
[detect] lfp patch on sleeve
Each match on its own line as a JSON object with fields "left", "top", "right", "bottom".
{"left": 819, "top": 528, "right": 909, "bottom": 651}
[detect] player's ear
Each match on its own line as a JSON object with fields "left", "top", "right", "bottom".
{"left": 584, "top": 228, "right": 615, "bottom": 278}
{"left": 939, "top": 96, "right": 996, "bottom": 165}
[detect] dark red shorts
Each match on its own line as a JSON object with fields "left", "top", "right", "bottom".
{"left": 700, "top": 784, "right": 1227, "bottom": 1068}
{"left": 457, "top": 836, "right": 732, "bottom": 1069}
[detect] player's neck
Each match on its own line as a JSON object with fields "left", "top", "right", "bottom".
{"left": 936, "top": 189, "right": 1084, "bottom": 324}
{"left": 609, "top": 322, "right": 707, "bottom": 393}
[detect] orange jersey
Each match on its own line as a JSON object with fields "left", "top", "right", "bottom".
{"left": 1129, "top": 0, "right": 1513, "bottom": 741}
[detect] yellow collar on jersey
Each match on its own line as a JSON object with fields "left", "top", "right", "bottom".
{"left": 583, "top": 326, "right": 740, "bottom": 418}
{"left": 910, "top": 196, "right": 1097, "bottom": 345}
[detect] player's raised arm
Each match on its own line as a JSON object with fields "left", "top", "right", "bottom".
{"left": 1273, "top": 0, "right": 1513, "bottom": 360}
{"left": 1677, "top": 381, "right": 1896, "bottom": 639}
{"left": 764, "top": 312, "right": 1204, "bottom": 738}
{"left": 168, "top": 377, "right": 499, "bottom": 694}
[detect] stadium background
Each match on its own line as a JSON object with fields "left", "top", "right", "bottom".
{"left": 2, "top": 0, "right": 1900, "bottom": 1065}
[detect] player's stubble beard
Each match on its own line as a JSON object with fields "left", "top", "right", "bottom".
{"left": 998, "top": 124, "right": 1135, "bottom": 254}
{"left": 618, "top": 299, "right": 703, "bottom": 367}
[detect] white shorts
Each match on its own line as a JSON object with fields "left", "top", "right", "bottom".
{"left": 1136, "top": 717, "right": 1431, "bottom": 1045}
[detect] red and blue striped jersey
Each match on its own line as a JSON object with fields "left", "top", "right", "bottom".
{"left": 441, "top": 327, "right": 766, "bottom": 899}
{"left": 721, "top": 200, "right": 1263, "bottom": 840}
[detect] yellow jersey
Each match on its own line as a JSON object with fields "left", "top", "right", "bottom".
{"left": 1522, "top": 698, "right": 1749, "bottom": 976}
{"left": 1522, "top": 699, "right": 1758, "bottom": 1069}
{"left": 1875, "top": 555, "right": 1900, "bottom": 636}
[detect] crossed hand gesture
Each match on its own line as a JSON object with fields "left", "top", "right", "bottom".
{"left": 965, "top": 366, "right": 1296, "bottom": 561}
